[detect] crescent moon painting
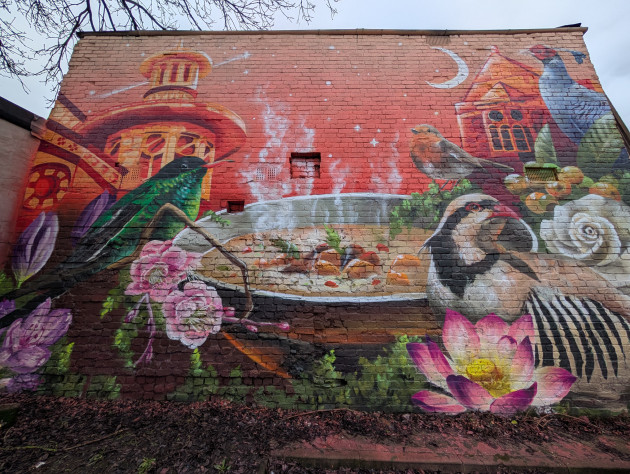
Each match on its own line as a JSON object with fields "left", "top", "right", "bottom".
{"left": 426, "top": 47, "right": 469, "bottom": 89}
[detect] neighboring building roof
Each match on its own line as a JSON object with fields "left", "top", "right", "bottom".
{"left": 0, "top": 97, "right": 38, "bottom": 131}
{"left": 0, "top": 97, "right": 46, "bottom": 137}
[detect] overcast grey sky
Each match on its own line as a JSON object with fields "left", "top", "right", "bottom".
{"left": 2, "top": 0, "right": 629, "bottom": 124}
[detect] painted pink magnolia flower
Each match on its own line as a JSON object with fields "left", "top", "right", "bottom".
{"left": 407, "top": 310, "right": 576, "bottom": 415}
{"left": 0, "top": 299, "right": 72, "bottom": 375}
{"left": 163, "top": 281, "right": 234, "bottom": 349}
{"left": 125, "top": 240, "right": 202, "bottom": 302}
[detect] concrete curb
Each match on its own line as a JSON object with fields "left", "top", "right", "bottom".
{"left": 271, "top": 432, "right": 630, "bottom": 473}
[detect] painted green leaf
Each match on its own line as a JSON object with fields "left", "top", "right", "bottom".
{"left": 201, "top": 209, "right": 231, "bottom": 227}
{"left": 113, "top": 324, "right": 138, "bottom": 368}
{"left": 0, "top": 272, "right": 14, "bottom": 296}
{"left": 191, "top": 348, "right": 203, "bottom": 374}
{"left": 577, "top": 113, "right": 625, "bottom": 180}
{"left": 388, "top": 179, "right": 476, "bottom": 239}
{"left": 229, "top": 366, "right": 243, "bottom": 379}
{"left": 534, "top": 124, "right": 558, "bottom": 165}
{"left": 323, "top": 225, "right": 343, "bottom": 255}
{"left": 100, "top": 295, "right": 116, "bottom": 318}
{"left": 617, "top": 171, "right": 630, "bottom": 206}
{"left": 270, "top": 238, "right": 300, "bottom": 259}
{"left": 58, "top": 342, "right": 74, "bottom": 373}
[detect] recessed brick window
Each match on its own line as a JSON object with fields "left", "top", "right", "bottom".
{"left": 227, "top": 200, "right": 245, "bottom": 213}
{"left": 290, "top": 152, "right": 321, "bottom": 179}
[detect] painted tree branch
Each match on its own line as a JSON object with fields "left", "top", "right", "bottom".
{"left": 110, "top": 203, "right": 253, "bottom": 320}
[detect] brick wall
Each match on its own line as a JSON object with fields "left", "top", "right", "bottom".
{"left": 2, "top": 28, "right": 629, "bottom": 414}
{"left": 0, "top": 100, "right": 43, "bottom": 269}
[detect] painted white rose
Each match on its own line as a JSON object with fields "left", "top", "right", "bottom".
{"left": 540, "top": 194, "right": 630, "bottom": 292}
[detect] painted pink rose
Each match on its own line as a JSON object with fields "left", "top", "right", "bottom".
{"left": 126, "top": 240, "right": 202, "bottom": 302}
{"left": 407, "top": 309, "right": 576, "bottom": 415}
{"left": 163, "top": 281, "right": 234, "bottom": 349}
{"left": 0, "top": 299, "right": 72, "bottom": 375}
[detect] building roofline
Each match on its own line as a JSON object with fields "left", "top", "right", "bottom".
{"left": 77, "top": 26, "right": 588, "bottom": 39}
{"left": 608, "top": 99, "right": 630, "bottom": 151}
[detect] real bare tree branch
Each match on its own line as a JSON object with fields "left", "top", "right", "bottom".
{"left": 0, "top": 2, "right": 31, "bottom": 88}
{"left": 100, "top": 0, "right": 117, "bottom": 30}
{"left": 1, "top": 0, "right": 339, "bottom": 106}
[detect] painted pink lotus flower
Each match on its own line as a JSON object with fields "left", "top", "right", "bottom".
{"left": 12, "top": 212, "right": 58, "bottom": 288}
{"left": 163, "top": 281, "right": 234, "bottom": 349}
{"left": 125, "top": 240, "right": 202, "bottom": 302}
{"left": 407, "top": 310, "right": 576, "bottom": 415}
{"left": 0, "top": 299, "right": 72, "bottom": 375}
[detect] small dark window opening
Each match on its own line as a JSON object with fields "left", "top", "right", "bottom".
{"left": 525, "top": 166, "right": 558, "bottom": 182}
{"left": 227, "top": 200, "right": 245, "bottom": 213}
{"left": 290, "top": 152, "right": 321, "bottom": 179}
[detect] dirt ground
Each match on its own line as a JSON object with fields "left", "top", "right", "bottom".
{"left": 0, "top": 393, "right": 628, "bottom": 473}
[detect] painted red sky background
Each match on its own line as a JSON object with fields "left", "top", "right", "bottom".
{"left": 57, "top": 30, "right": 595, "bottom": 209}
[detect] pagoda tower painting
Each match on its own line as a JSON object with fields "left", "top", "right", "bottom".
{"left": 18, "top": 48, "right": 247, "bottom": 230}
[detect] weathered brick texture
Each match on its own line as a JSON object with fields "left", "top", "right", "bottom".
{"left": 2, "top": 28, "right": 629, "bottom": 414}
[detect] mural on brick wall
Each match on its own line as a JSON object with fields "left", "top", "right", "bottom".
{"left": 1, "top": 35, "right": 629, "bottom": 413}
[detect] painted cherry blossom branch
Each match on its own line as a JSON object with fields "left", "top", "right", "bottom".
{"left": 110, "top": 203, "right": 253, "bottom": 320}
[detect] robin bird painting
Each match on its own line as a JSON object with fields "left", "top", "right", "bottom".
{"left": 410, "top": 124, "right": 513, "bottom": 186}
{"left": 421, "top": 193, "right": 630, "bottom": 397}
{"left": 1, "top": 156, "right": 219, "bottom": 329}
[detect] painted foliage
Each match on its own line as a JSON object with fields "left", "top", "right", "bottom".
{"left": 1, "top": 30, "right": 629, "bottom": 412}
